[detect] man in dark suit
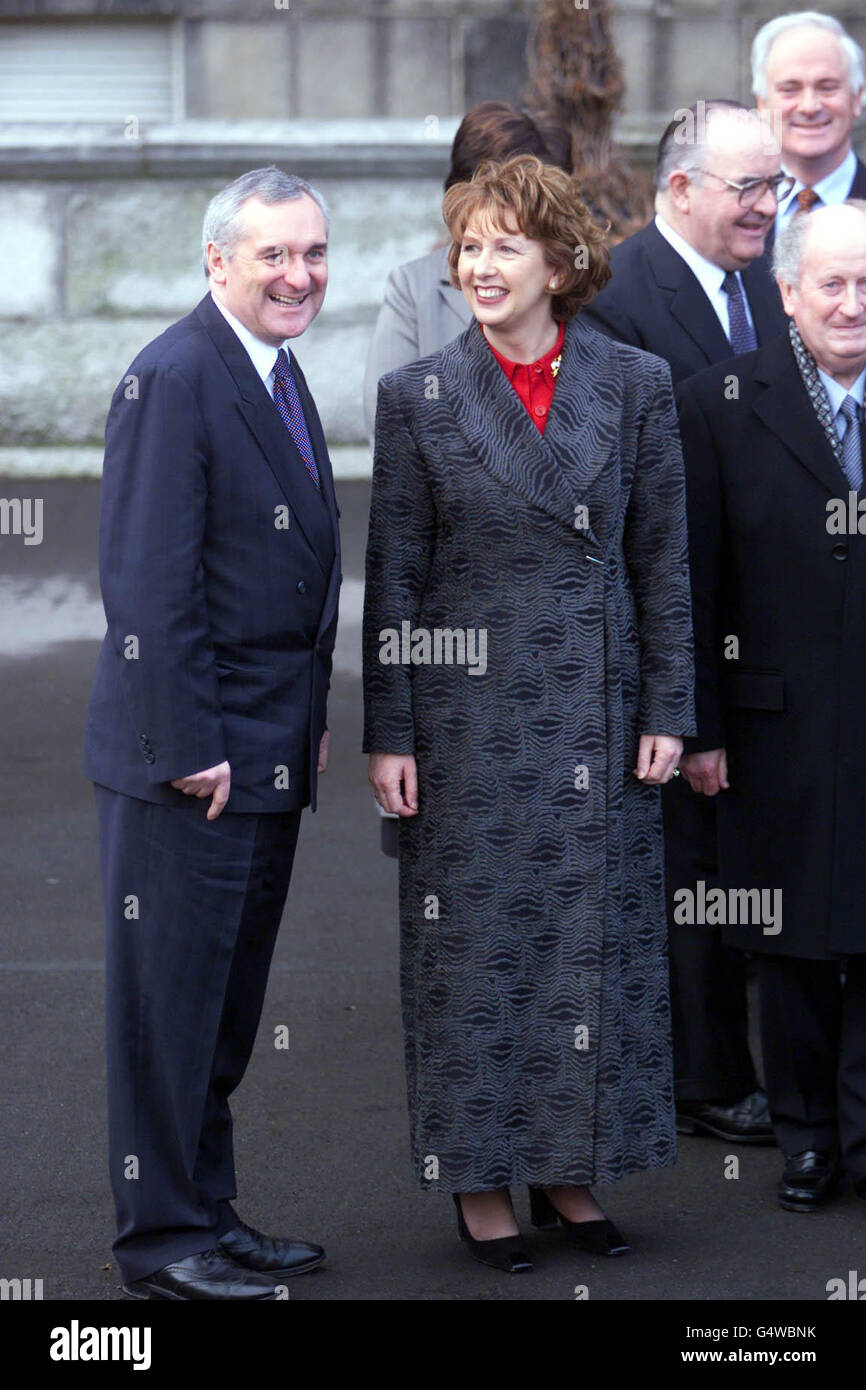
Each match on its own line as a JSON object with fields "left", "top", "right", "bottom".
{"left": 584, "top": 102, "right": 788, "bottom": 1143}
{"left": 752, "top": 13, "right": 865, "bottom": 267}
{"left": 84, "top": 167, "right": 341, "bottom": 1298}
{"left": 678, "top": 200, "right": 866, "bottom": 1210}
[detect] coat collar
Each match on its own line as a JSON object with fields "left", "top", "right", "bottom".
{"left": 194, "top": 294, "right": 337, "bottom": 574}
{"left": 440, "top": 315, "right": 622, "bottom": 541}
{"left": 752, "top": 329, "right": 849, "bottom": 496}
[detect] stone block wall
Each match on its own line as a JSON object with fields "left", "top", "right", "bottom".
{"left": 0, "top": 1, "right": 865, "bottom": 475}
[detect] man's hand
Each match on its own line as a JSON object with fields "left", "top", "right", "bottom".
{"left": 171, "top": 760, "right": 231, "bottom": 820}
{"left": 679, "top": 748, "right": 729, "bottom": 796}
{"left": 634, "top": 734, "right": 683, "bottom": 785}
{"left": 317, "top": 730, "right": 330, "bottom": 774}
{"left": 369, "top": 752, "right": 418, "bottom": 816}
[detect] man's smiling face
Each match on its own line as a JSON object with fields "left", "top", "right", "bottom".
{"left": 207, "top": 194, "right": 328, "bottom": 346}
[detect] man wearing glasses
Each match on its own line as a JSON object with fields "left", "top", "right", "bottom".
{"left": 584, "top": 101, "right": 789, "bottom": 1148}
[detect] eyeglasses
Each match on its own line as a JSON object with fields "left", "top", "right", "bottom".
{"left": 698, "top": 170, "right": 796, "bottom": 208}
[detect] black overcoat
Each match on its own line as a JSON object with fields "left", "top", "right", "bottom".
{"left": 678, "top": 331, "right": 866, "bottom": 959}
{"left": 363, "top": 316, "right": 695, "bottom": 1190}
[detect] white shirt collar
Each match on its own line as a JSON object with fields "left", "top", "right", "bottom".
{"left": 818, "top": 363, "right": 866, "bottom": 415}
{"left": 210, "top": 292, "right": 288, "bottom": 389}
{"left": 654, "top": 214, "right": 730, "bottom": 297}
{"left": 778, "top": 148, "right": 858, "bottom": 224}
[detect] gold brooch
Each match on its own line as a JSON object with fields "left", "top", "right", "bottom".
{"left": 551, "top": 355, "right": 562, "bottom": 378}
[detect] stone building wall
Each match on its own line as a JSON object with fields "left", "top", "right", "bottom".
{"left": 1, "top": 1, "right": 864, "bottom": 475}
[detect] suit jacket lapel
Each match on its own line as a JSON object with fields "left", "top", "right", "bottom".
{"left": 752, "top": 332, "right": 848, "bottom": 496}
{"left": 195, "top": 295, "right": 334, "bottom": 575}
{"left": 645, "top": 223, "right": 731, "bottom": 366}
{"left": 443, "top": 316, "right": 618, "bottom": 541}
{"left": 742, "top": 258, "right": 786, "bottom": 343}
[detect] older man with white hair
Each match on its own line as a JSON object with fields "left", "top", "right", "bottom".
{"left": 678, "top": 201, "right": 866, "bottom": 1212}
{"left": 753, "top": 11, "right": 866, "bottom": 243}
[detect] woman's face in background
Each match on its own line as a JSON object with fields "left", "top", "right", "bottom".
{"left": 457, "top": 214, "right": 558, "bottom": 338}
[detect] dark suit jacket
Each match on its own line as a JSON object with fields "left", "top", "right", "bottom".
{"left": 677, "top": 332, "right": 866, "bottom": 958}
{"left": 85, "top": 293, "right": 341, "bottom": 813}
{"left": 582, "top": 221, "right": 787, "bottom": 386}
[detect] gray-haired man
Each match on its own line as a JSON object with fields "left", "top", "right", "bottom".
{"left": 85, "top": 167, "right": 341, "bottom": 1297}
{"left": 678, "top": 201, "right": 866, "bottom": 1211}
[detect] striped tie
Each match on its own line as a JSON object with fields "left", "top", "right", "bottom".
{"left": 272, "top": 348, "right": 320, "bottom": 489}
{"left": 838, "top": 395, "right": 863, "bottom": 491}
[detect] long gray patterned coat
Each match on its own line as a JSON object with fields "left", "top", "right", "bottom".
{"left": 362, "top": 315, "right": 695, "bottom": 1193}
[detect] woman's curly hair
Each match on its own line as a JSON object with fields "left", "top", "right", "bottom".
{"left": 442, "top": 154, "right": 611, "bottom": 321}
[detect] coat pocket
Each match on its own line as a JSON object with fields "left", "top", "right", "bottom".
{"left": 723, "top": 668, "right": 785, "bottom": 711}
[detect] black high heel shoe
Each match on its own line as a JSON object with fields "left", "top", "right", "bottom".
{"left": 528, "top": 1186, "right": 630, "bottom": 1256}
{"left": 453, "top": 1194, "right": 533, "bottom": 1273}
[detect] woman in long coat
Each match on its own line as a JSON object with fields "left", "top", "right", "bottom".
{"left": 362, "top": 155, "right": 695, "bottom": 1271}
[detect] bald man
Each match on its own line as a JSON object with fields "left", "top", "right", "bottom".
{"left": 678, "top": 202, "right": 866, "bottom": 1211}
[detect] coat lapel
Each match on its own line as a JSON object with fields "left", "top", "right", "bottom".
{"left": 645, "top": 224, "right": 731, "bottom": 366}
{"left": 195, "top": 294, "right": 334, "bottom": 575}
{"left": 442, "top": 316, "right": 620, "bottom": 541}
{"left": 742, "top": 257, "right": 786, "bottom": 343}
{"left": 752, "top": 331, "right": 848, "bottom": 496}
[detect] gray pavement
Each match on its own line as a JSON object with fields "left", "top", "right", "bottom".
{"left": 0, "top": 477, "right": 862, "bottom": 1303}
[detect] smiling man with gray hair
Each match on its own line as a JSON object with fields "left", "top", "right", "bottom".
{"left": 753, "top": 11, "right": 866, "bottom": 250}
{"left": 84, "top": 166, "right": 341, "bottom": 1298}
{"left": 677, "top": 199, "right": 866, "bottom": 1213}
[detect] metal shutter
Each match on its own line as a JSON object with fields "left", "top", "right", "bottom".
{"left": 0, "top": 20, "right": 181, "bottom": 123}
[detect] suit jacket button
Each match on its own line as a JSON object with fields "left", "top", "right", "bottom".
{"left": 297, "top": 579, "right": 307, "bottom": 593}
{"left": 143, "top": 751, "right": 155, "bottom": 764}
{"left": 832, "top": 543, "right": 848, "bottom": 561}
{"left": 139, "top": 733, "right": 148, "bottom": 745}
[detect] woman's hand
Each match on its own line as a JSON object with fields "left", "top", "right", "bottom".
{"left": 633, "top": 734, "right": 682, "bottom": 785}
{"left": 369, "top": 753, "right": 419, "bottom": 816}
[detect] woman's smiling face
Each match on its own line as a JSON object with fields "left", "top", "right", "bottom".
{"left": 457, "top": 214, "right": 558, "bottom": 335}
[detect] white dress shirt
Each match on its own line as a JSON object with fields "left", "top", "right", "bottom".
{"left": 654, "top": 214, "right": 756, "bottom": 342}
{"left": 210, "top": 292, "right": 289, "bottom": 399}
{"left": 776, "top": 148, "right": 857, "bottom": 232}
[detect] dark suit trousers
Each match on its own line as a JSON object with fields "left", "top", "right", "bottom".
{"left": 756, "top": 953, "right": 866, "bottom": 1179}
{"left": 95, "top": 786, "right": 301, "bottom": 1283}
{"left": 663, "top": 776, "right": 759, "bottom": 1101}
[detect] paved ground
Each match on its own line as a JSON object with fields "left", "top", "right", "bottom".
{"left": 0, "top": 477, "right": 863, "bottom": 1305}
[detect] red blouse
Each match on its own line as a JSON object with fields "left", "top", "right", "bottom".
{"left": 485, "top": 321, "right": 564, "bottom": 434}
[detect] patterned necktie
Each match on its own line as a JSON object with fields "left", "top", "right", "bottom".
{"left": 796, "top": 187, "right": 821, "bottom": 214}
{"left": 272, "top": 348, "right": 320, "bottom": 489}
{"left": 721, "top": 272, "right": 758, "bottom": 354}
{"left": 838, "top": 395, "right": 863, "bottom": 491}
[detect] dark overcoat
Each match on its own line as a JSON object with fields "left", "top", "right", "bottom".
{"left": 362, "top": 315, "right": 696, "bottom": 1191}
{"left": 678, "top": 331, "right": 866, "bottom": 959}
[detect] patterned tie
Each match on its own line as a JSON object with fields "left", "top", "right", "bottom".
{"left": 272, "top": 348, "right": 320, "bottom": 489}
{"left": 721, "top": 272, "right": 758, "bottom": 354}
{"left": 838, "top": 395, "right": 863, "bottom": 491}
{"left": 796, "top": 187, "right": 821, "bottom": 214}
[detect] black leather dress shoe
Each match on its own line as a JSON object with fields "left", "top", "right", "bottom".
{"left": 218, "top": 1219, "right": 325, "bottom": 1276}
{"left": 123, "top": 1248, "right": 279, "bottom": 1300}
{"left": 677, "top": 1089, "right": 775, "bottom": 1144}
{"left": 778, "top": 1150, "right": 842, "bottom": 1212}
{"left": 852, "top": 1176, "right": 866, "bottom": 1200}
